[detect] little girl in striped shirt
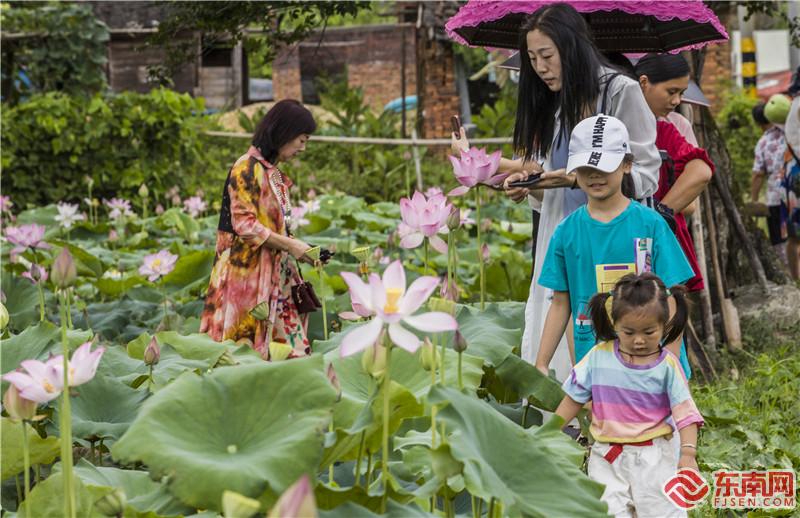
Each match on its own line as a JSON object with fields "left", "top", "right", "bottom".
{"left": 555, "top": 272, "right": 703, "bottom": 518}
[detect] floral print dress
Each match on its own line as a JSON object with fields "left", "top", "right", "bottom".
{"left": 200, "top": 147, "right": 310, "bottom": 360}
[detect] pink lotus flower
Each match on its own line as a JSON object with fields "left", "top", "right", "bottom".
{"left": 448, "top": 147, "right": 507, "bottom": 196}
{"left": 5, "top": 224, "right": 50, "bottom": 255}
{"left": 397, "top": 191, "right": 452, "bottom": 254}
{"left": 55, "top": 202, "right": 85, "bottom": 229}
{"left": 3, "top": 358, "right": 63, "bottom": 404}
{"left": 2, "top": 384, "right": 38, "bottom": 421}
{"left": 289, "top": 206, "right": 310, "bottom": 230}
{"left": 104, "top": 198, "right": 135, "bottom": 221}
{"left": 182, "top": 196, "right": 207, "bottom": 217}
{"left": 268, "top": 475, "right": 317, "bottom": 518}
{"left": 21, "top": 264, "right": 48, "bottom": 284}
{"left": 139, "top": 250, "right": 178, "bottom": 282}
{"left": 50, "top": 342, "right": 106, "bottom": 388}
{"left": 0, "top": 195, "right": 12, "bottom": 213}
{"left": 338, "top": 260, "right": 458, "bottom": 356}
{"left": 299, "top": 199, "right": 320, "bottom": 213}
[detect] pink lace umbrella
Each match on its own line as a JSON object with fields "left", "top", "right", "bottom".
{"left": 445, "top": 1, "right": 728, "bottom": 53}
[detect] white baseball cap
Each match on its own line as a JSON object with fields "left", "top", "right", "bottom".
{"left": 566, "top": 115, "right": 630, "bottom": 174}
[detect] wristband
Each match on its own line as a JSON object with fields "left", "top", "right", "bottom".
{"left": 680, "top": 444, "right": 697, "bottom": 449}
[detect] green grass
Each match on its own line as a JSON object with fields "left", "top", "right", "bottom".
{"left": 690, "top": 318, "right": 800, "bottom": 517}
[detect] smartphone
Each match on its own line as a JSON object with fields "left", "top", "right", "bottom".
{"left": 506, "top": 173, "right": 544, "bottom": 189}
{"left": 451, "top": 115, "right": 461, "bottom": 135}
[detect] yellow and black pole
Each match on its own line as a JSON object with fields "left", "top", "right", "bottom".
{"left": 741, "top": 37, "right": 757, "bottom": 98}
{"left": 738, "top": 5, "right": 757, "bottom": 99}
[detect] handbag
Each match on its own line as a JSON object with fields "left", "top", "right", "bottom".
{"left": 291, "top": 269, "right": 322, "bottom": 314}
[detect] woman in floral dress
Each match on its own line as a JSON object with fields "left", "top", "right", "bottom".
{"left": 200, "top": 100, "right": 316, "bottom": 360}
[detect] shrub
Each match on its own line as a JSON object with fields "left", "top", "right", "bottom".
{"left": 715, "top": 91, "right": 762, "bottom": 203}
{"left": 2, "top": 89, "right": 216, "bottom": 208}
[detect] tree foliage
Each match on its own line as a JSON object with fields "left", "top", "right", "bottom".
{"left": 147, "top": 1, "right": 371, "bottom": 81}
{"left": 0, "top": 3, "right": 109, "bottom": 104}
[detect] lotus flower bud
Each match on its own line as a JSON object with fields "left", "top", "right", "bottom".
{"left": 138, "top": 184, "right": 149, "bottom": 198}
{"left": 481, "top": 218, "right": 492, "bottom": 233}
{"left": 0, "top": 301, "right": 8, "bottom": 331}
{"left": 84, "top": 175, "right": 94, "bottom": 188}
{"left": 420, "top": 337, "right": 440, "bottom": 371}
{"left": 51, "top": 247, "right": 77, "bottom": 289}
{"left": 480, "top": 243, "right": 490, "bottom": 264}
{"left": 439, "top": 278, "right": 459, "bottom": 304}
{"left": 94, "top": 488, "right": 127, "bottom": 517}
{"left": 2, "top": 384, "right": 37, "bottom": 422}
{"left": 361, "top": 342, "right": 387, "bottom": 379}
{"left": 108, "top": 229, "right": 119, "bottom": 242}
{"left": 446, "top": 205, "right": 461, "bottom": 231}
{"left": 155, "top": 204, "right": 165, "bottom": 215}
{"left": 144, "top": 336, "right": 160, "bottom": 366}
{"left": 222, "top": 490, "right": 260, "bottom": 518}
{"left": 453, "top": 330, "right": 468, "bottom": 353}
{"left": 268, "top": 341, "right": 293, "bottom": 362}
{"left": 326, "top": 363, "right": 341, "bottom": 401}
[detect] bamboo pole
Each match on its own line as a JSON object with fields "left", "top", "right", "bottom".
{"left": 204, "top": 130, "right": 511, "bottom": 146}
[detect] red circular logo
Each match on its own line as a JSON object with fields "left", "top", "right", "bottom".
{"left": 663, "top": 468, "right": 710, "bottom": 509}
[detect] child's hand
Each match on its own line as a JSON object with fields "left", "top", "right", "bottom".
{"left": 678, "top": 454, "right": 699, "bottom": 471}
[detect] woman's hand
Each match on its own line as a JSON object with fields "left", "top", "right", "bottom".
{"left": 503, "top": 172, "right": 533, "bottom": 203}
{"left": 535, "top": 168, "right": 576, "bottom": 189}
{"left": 451, "top": 126, "right": 469, "bottom": 155}
{"left": 678, "top": 453, "right": 699, "bottom": 471}
{"left": 287, "top": 239, "right": 314, "bottom": 264}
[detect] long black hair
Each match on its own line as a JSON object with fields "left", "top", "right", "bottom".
{"left": 633, "top": 53, "right": 690, "bottom": 84}
{"left": 588, "top": 272, "right": 689, "bottom": 346}
{"left": 252, "top": 99, "right": 316, "bottom": 163}
{"left": 514, "top": 3, "right": 609, "bottom": 162}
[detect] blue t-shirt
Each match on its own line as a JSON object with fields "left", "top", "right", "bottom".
{"left": 539, "top": 200, "right": 694, "bottom": 376}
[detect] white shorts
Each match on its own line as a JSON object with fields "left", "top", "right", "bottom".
{"left": 588, "top": 437, "right": 686, "bottom": 518}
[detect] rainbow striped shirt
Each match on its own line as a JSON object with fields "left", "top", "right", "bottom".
{"left": 562, "top": 340, "right": 704, "bottom": 443}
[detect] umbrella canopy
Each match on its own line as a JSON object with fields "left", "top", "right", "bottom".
{"left": 446, "top": 1, "right": 728, "bottom": 54}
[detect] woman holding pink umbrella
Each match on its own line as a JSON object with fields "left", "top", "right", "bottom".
{"left": 452, "top": 3, "right": 661, "bottom": 381}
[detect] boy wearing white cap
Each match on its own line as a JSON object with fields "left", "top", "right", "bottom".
{"left": 535, "top": 115, "right": 693, "bottom": 374}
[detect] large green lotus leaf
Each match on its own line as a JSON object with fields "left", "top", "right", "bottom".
{"left": 54, "top": 373, "right": 147, "bottom": 443}
{"left": 126, "top": 332, "right": 228, "bottom": 390}
{"left": 1, "top": 322, "right": 93, "bottom": 377}
{"left": 1, "top": 417, "right": 61, "bottom": 480}
{"left": 16, "top": 470, "right": 102, "bottom": 517}
{"left": 428, "top": 386, "right": 607, "bottom": 517}
{"left": 350, "top": 211, "right": 397, "bottom": 231}
{"left": 449, "top": 303, "right": 523, "bottom": 367}
{"left": 493, "top": 354, "right": 565, "bottom": 412}
{"left": 162, "top": 249, "right": 213, "bottom": 294}
{"left": 93, "top": 275, "right": 146, "bottom": 297}
{"left": 71, "top": 459, "right": 193, "bottom": 517}
{"left": 96, "top": 345, "right": 149, "bottom": 386}
{"left": 319, "top": 347, "right": 483, "bottom": 466}
{"left": 1, "top": 272, "right": 40, "bottom": 331}
{"left": 112, "top": 356, "right": 338, "bottom": 511}
{"left": 319, "top": 500, "right": 434, "bottom": 518}
{"left": 315, "top": 483, "right": 417, "bottom": 514}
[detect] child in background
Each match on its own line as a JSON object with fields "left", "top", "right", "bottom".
{"left": 534, "top": 115, "right": 694, "bottom": 376}
{"left": 555, "top": 272, "right": 703, "bottom": 518}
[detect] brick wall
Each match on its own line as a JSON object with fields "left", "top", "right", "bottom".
{"left": 417, "top": 35, "right": 460, "bottom": 138}
{"left": 699, "top": 11, "right": 735, "bottom": 115}
{"left": 272, "top": 46, "right": 302, "bottom": 101}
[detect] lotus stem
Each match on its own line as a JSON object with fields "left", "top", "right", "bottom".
{"left": 366, "top": 449, "right": 373, "bottom": 487}
{"left": 430, "top": 365, "right": 437, "bottom": 448}
{"left": 37, "top": 283, "right": 45, "bottom": 322}
{"left": 488, "top": 497, "right": 495, "bottom": 518}
{"left": 328, "top": 422, "right": 336, "bottom": 486}
{"left": 380, "top": 343, "right": 393, "bottom": 513}
{"left": 15, "top": 474, "right": 21, "bottom": 507}
{"left": 424, "top": 238, "right": 429, "bottom": 276}
{"left": 318, "top": 265, "right": 329, "bottom": 340}
{"left": 66, "top": 290, "right": 73, "bottom": 329}
{"left": 522, "top": 402, "right": 530, "bottom": 428}
{"left": 472, "top": 496, "right": 481, "bottom": 518}
{"left": 59, "top": 293, "right": 76, "bottom": 518}
{"left": 22, "top": 421, "right": 31, "bottom": 505}
{"left": 439, "top": 335, "right": 446, "bottom": 385}
{"left": 354, "top": 430, "right": 366, "bottom": 487}
{"left": 457, "top": 351, "right": 463, "bottom": 390}
{"left": 475, "top": 189, "right": 485, "bottom": 310}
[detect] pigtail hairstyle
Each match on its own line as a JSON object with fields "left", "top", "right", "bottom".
{"left": 662, "top": 283, "right": 690, "bottom": 345}
{"left": 588, "top": 273, "right": 690, "bottom": 345}
{"left": 588, "top": 290, "right": 616, "bottom": 342}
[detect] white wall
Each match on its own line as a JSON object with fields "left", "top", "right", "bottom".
{"left": 731, "top": 29, "right": 791, "bottom": 87}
